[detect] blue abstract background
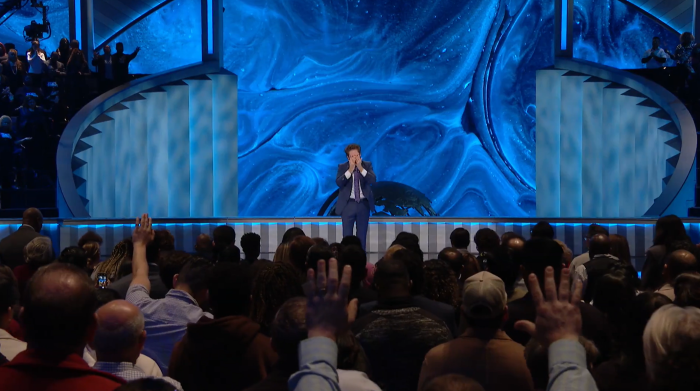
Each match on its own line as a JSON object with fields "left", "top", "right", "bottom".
{"left": 0, "top": 0, "right": 676, "bottom": 217}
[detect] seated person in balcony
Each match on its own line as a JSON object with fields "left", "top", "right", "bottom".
{"left": 112, "top": 42, "right": 140, "bottom": 86}
{"left": 642, "top": 37, "right": 669, "bottom": 69}
{"left": 2, "top": 49, "right": 25, "bottom": 94}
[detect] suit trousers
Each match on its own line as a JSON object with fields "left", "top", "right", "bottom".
{"left": 341, "top": 198, "right": 370, "bottom": 250}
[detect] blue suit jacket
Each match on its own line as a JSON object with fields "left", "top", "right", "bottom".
{"left": 335, "top": 161, "right": 377, "bottom": 214}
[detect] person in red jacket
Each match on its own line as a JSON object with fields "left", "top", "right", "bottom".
{"left": 0, "top": 262, "right": 125, "bottom": 391}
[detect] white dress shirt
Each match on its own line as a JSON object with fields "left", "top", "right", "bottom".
{"left": 27, "top": 51, "right": 47, "bottom": 74}
{"left": 0, "top": 328, "right": 27, "bottom": 361}
{"left": 345, "top": 167, "right": 368, "bottom": 200}
{"left": 643, "top": 48, "right": 669, "bottom": 69}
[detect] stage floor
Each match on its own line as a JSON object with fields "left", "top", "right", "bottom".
{"left": 2, "top": 217, "right": 698, "bottom": 266}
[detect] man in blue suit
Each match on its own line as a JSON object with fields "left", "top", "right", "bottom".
{"left": 336, "top": 144, "right": 376, "bottom": 250}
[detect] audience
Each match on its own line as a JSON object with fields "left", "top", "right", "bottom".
{"left": 359, "top": 249, "right": 458, "bottom": 336}
{"left": 503, "top": 238, "right": 611, "bottom": 360}
{"left": 92, "top": 300, "right": 182, "bottom": 389}
{"left": 0, "top": 207, "right": 44, "bottom": 269}
{"left": 642, "top": 214, "right": 693, "bottom": 290}
{"left": 169, "top": 262, "right": 276, "bottom": 391}
{"left": 353, "top": 257, "right": 451, "bottom": 391}
{"left": 250, "top": 261, "right": 304, "bottom": 336}
{"left": 571, "top": 224, "right": 610, "bottom": 270}
{"left": 674, "top": 272, "right": 700, "bottom": 307}
{"left": 125, "top": 215, "right": 213, "bottom": 374}
{"left": 529, "top": 221, "right": 554, "bottom": 240}
{"left": 643, "top": 304, "right": 700, "bottom": 390}
{"left": 449, "top": 227, "right": 471, "bottom": 250}
{"left": 194, "top": 233, "right": 213, "bottom": 261}
{"left": 0, "top": 263, "right": 126, "bottom": 390}
{"left": 281, "top": 227, "right": 305, "bottom": 244}
{"left": 6, "top": 212, "right": 700, "bottom": 391}
{"left": 0, "top": 265, "right": 24, "bottom": 360}
{"left": 418, "top": 271, "right": 534, "bottom": 391}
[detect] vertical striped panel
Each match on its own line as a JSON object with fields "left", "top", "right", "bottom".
{"left": 112, "top": 108, "right": 132, "bottom": 218}
{"left": 144, "top": 90, "right": 169, "bottom": 217}
{"left": 126, "top": 98, "right": 148, "bottom": 217}
{"left": 90, "top": 119, "right": 115, "bottom": 218}
{"left": 186, "top": 78, "right": 214, "bottom": 217}
{"left": 210, "top": 73, "right": 238, "bottom": 217}
{"left": 634, "top": 104, "right": 654, "bottom": 215}
{"left": 602, "top": 87, "right": 623, "bottom": 217}
{"left": 582, "top": 81, "right": 604, "bottom": 217}
{"left": 619, "top": 94, "right": 644, "bottom": 217}
{"left": 536, "top": 69, "right": 566, "bottom": 217}
{"left": 164, "top": 84, "right": 191, "bottom": 217}
{"left": 559, "top": 75, "right": 585, "bottom": 217}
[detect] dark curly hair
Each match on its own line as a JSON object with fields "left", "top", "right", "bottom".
{"left": 423, "top": 259, "right": 460, "bottom": 308}
{"left": 250, "top": 262, "right": 304, "bottom": 335}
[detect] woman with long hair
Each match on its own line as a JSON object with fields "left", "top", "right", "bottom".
{"left": 642, "top": 215, "right": 693, "bottom": 290}
{"left": 609, "top": 234, "right": 632, "bottom": 265}
{"left": 272, "top": 242, "right": 291, "bottom": 264}
{"left": 91, "top": 238, "right": 133, "bottom": 281}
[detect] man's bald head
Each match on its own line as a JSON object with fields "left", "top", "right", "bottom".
{"left": 504, "top": 237, "right": 525, "bottom": 252}
{"left": 666, "top": 250, "right": 699, "bottom": 282}
{"left": 94, "top": 300, "right": 145, "bottom": 361}
{"left": 22, "top": 207, "right": 43, "bottom": 232}
{"left": 588, "top": 234, "right": 611, "bottom": 258}
{"left": 22, "top": 263, "right": 97, "bottom": 353}
{"left": 438, "top": 247, "right": 464, "bottom": 275}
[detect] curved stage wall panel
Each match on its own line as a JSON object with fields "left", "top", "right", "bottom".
{"left": 5, "top": 217, "right": 700, "bottom": 267}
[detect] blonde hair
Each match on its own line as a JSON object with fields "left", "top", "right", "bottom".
{"left": 273, "top": 242, "right": 291, "bottom": 264}
{"left": 643, "top": 304, "right": 700, "bottom": 381}
{"left": 384, "top": 244, "right": 405, "bottom": 259}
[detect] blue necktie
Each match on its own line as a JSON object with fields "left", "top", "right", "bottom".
{"left": 354, "top": 167, "right": 361, "bottom": 203}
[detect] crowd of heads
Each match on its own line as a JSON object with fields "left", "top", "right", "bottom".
{"left": 2, "top": 211, "right": 700, "bottom": 390}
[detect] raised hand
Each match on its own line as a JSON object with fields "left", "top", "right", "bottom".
{"left": 356, "top": 156, "right": 363, "bottom": 170}
{"left": 302, "top": 258, "right": 352, "bottom": 341}
{"left": 132, "top": 213, "right": 155, "bottom": 246}
{"left": 349, "top": 157, "right": 356, "bottom": 172}
{"left": 514, "top": 267, "right": 582, "bottom": 348}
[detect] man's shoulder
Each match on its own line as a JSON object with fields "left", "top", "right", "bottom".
{"left": 412, "top": 295, "right": 454, "bottom": 314}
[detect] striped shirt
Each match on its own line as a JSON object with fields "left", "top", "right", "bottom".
{"left": 93, "top": 361, "right": 183, "bottom": 390}
{"left": 548, "top": 340, "right": 598, "bottom": 391}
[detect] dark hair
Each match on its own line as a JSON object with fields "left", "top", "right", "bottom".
{"left": 154, "top": 230, "right": 175, "bottom": 252}
{"left": 114, "top": 378, "right": 177, "bottom": 391}
{"left": 282, "top": 227, "right": 305, "bottom": 244}
{"left": 78, "top": 231, "right": 103, "bottom": 247}
{"left": 341, "top": 235, "right": 363, "bottom": 248}
{"left": 654, "top": 215, "right": 690, "bottom": 248}
{"left": 312, "top": 237, "right": 329, "bottom": 246}
{"left": 674, "top": 273, "right": 700, "bottom": 308}
{"left": 240, "top": 232, "right": 261, "bottom": 261}
{"left": 395, "top": 231, "right": 419, "bottom": 243}
{"left": 344, "top": 143, "right": 361, "bottom": 156}
{"left": 337, "top": 331, "right": 371, "bottom": 374}
{"left": 386, "top": 249, "right": 423, "bottom": 294}
{"left": 438, "top": 247, "right": 464, "bottom": 276}
{"left": 588, "top": 234, "right": 611, "bottom": 258}
{"left": 213, "top": 226, "right": 236, "bottom": 257}
{"left": 0, "top": 266, "right": 19, "bottom": 310}
{"left": 23, "top": 263, "right": 97, "bottom": 352}
{"left": 449, "top": 228, "right": 471, "bottom": 249}
{"left": 474, "top": 228, "right": 500, "bottom": 253}
{"left": 289, "top": 236, "right": 316, "bottom": 273}
{"left": 423, "top": 260, "right": 460, "bottom": 308}
{"left": 586, "top": 224, "right": 609, "bottom": 238}
{"left": 307, "top": 244, "right": 334, "bottom": 273}
{"left": 619, "top": 292, "right": 672, "bottom": 368}
{"left": 610, "top": 234, "right": 632, "bottom": 264}
{"left": 665, "top": 250, "right": 699, "bottom": 281}
{"left": 531, "top": 221, "right": 555, "bottom": 239}
{"left": 391, "top": 235, "right": 424, "bottom": 261}
{"left": 95, "top": 288, "right": 121, "bottom": 308}
{"left": 339, "top": 245, "right": 367, "bottom": 289}
{"left": 593, "top": 272, "right": 637, "bottom": 330}
{"left": 158, "top": 251, "right": 195, "bottom": 290}
{"left": 250, "top": 262, "right": 304, "bottom": 334}
{"left": 330, "top": 243, "right": 343, "bottom": 259}
{"left": 373, "top": 257, "right": 410, "bottom": 288}
{"left": 218, "top": 245, "right": 241, "bottom": 264}
{"left": 484, "top": 248, "right": 519, "bottom": 292}
{"left": 176, "top": 258, "right": 213, "bottom": 293}
{"left": 209, "top": 262, "right": 250, "bottom": 318}
{"left": 521, "top": 238, "right": 564, "bottom": 289}
{"left": 57, "top": 246, "right": 89, "bottom": 270}
{"left": 270, "top": 297, "right": 307, "bottom": 358}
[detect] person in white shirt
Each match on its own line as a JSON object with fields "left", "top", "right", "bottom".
{"left": 0, "top": 265, "right": 25, "bottom": 361}
{"left": 26, "top": 40, "right": 48, "bottom": 75}
{"left": 642, "top": 37, "right": 670, "bottom": 69}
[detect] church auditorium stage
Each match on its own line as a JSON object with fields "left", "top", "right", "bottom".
{"left": 3, "top": 217, "right": 700, "bottom": 267}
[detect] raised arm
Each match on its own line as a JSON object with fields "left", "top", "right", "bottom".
{"left": 129, "top": 213, "right": 155, "bottom": 291}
